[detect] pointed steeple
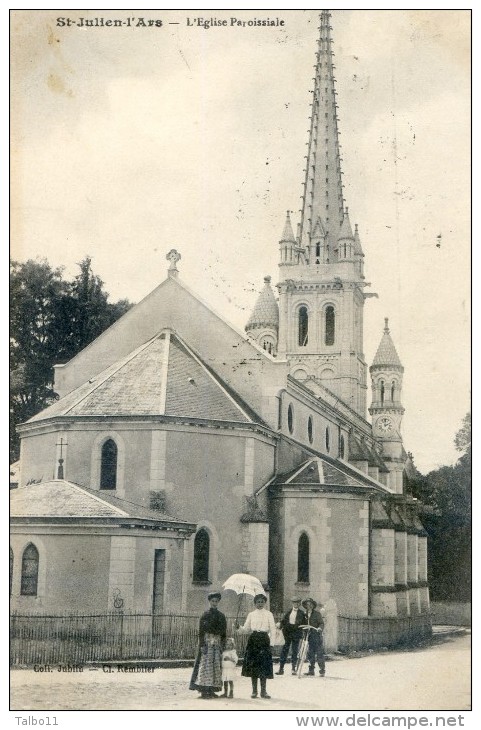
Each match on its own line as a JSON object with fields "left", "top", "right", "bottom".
{"left": 245, "top": 276, "right": 279, "bottom": 333}
{"left": 280, "top": 211, "right": 296, "bottom": 243}
{"left": 299, "top": 10, "right": 345, "bottom": 257}
{"left": 353, "top": 223, "right": 363, "bottom": 255}
{"left": 337, "top": 207, "right": 355, "bottom": 260}
{"left": 338, "top": 207, "right": 354, "bottom": 241}
{"left": 372, "top": 318, "right": 403, "bottom": 369}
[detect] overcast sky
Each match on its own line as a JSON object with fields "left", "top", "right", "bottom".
{"left": 11, "top": 9, "right": 471, "bottom": 474}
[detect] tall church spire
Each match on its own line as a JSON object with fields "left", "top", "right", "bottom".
{"left": 299, "top": 10, "right": 345, "bottom": 258}
{"left": 276, "top": 10, "right": 369, "bottom": 416}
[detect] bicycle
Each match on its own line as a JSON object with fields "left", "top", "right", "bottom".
{"left": 295, "top": 625, "right": 322, "bottom": 678}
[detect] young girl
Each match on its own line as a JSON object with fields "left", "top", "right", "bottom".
{"left": 221, "top": 637, "right": 238, "bottom": 698}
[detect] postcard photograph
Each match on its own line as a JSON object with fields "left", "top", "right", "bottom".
{"left": 9, "top": 7, "right": 471, "bottom": 720}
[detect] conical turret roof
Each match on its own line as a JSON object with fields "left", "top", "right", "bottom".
{"left": 280, "top": 211, "right": 296, "bottom": 243}
{"left": 371, "top": 319, "right": 403, "bottom": 369}
{"left": 337, "top": 208, "right": 354, "bottom": 241}
{"left": 353, "top": 223, "right": 364, "bottom": 255}
{"left": 245, "top": 276, "right": 279, "bottom": 332}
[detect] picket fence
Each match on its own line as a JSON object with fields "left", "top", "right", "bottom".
{"left": 10, "top": 611, "right": 432, "bottom": 666}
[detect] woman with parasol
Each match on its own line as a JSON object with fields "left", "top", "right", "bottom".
{"left": 189, "top": 591, "right": 227, "bottom": 699}
{"left": 236, "top": 592, "right": 276, "bottom": 699}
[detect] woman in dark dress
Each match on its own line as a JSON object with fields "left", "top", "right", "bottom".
{"left": 189, "top": 592, "right": 227, "bottom": 699}
{"left": 237, "top": 593, "right": 276, "bottom": 699}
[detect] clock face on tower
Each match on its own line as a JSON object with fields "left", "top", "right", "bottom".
{"left": 376, "top": 416, "right": 394, "bottom": 434}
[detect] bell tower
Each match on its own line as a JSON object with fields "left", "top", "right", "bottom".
{"left": 369, "top": 319, "right": 405, "bottom": 493}
{"left": 276, "top": 10, "right": 370, "bottom": 417}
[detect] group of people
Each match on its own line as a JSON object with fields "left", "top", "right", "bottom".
{"left": 277, "top": 595, "right": 325, "bottom": 677}
{"left": 189, "top": 591, "right": 325, "bottom": 700}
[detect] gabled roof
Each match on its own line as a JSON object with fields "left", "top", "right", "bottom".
{"left": 10, "top": 480, "right": 195, "bottom": 531}
{"left": 26, "top": 331, "right": 266, "bottom": 426}
{"left": 270, "top": 456, "right": 378, "bottom": 491}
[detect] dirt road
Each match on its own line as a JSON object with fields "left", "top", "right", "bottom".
{"left": 10, "top": 634, "right": 471, "bottom": 712}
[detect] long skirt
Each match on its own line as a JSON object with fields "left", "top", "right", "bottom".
{"left": 189, "top": 633, "right": 223, "bottom": 692}
{"left": 241, "top": 631, "right": 274, "bottom": 679}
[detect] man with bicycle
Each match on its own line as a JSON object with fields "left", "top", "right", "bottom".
{"left": 302, "top": 597, "right": 325, "bottom": 677}
{"left": 276, "top": 596, "right": 305, "bottom": 675}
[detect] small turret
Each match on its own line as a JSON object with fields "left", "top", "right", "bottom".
{"left": 353, "top": 223, "right": 365, "bottom": 278}
{"left": 337, "top": 207, "right": 355, "bottom": 260}
{"left": 245, "top": 276, "right": 279, "bottom": 355}
{"left": 369, "top": 318, "right": 405, "bottom": 494}
{"left": 371, "top": 318, "right": 403, "bottom": 371}
{"left": 279, "top": 211, "right": 297, "bottom": 266}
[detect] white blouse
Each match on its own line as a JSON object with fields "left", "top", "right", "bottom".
{"left": 239, "top": 608, "right": 277, "bottom": 644}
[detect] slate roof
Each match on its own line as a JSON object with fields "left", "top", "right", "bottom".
{"left": 372, "top": 328, "right": 403, "bottom": 369}
{"left": 270, "top": 456, "right": 377, "bottom": 490}
{"left": 10, "top": 480, "right": 195, "bottom": 530}
{"left": 27, "top": 331, "right": 266, "bottom": 426}
{"left": 245, "top": 276, "right": 279, "bottom": 332}
{"left": 348, "top": 433, "right": 390, "bottom": 473}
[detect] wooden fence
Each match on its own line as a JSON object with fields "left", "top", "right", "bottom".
{"left": 10, "top": 612, "right": 252, "bottom": 666}
{"left": 338, "top": 613, "right": 432, "bottom": 652}
{"left": 10, "top": 611, "right": 432, "bottom": 666}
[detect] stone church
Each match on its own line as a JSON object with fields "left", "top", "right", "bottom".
{"left": 11, "top": 12, "right": 429, "bottom": 631}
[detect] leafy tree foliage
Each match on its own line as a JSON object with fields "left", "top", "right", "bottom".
{"left": 409, "top": 413, "right": 471, "bottom": 601}
{"left": 10, "top": 257, "right": 132, "bottom": 462}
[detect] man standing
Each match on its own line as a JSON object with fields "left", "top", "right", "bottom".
{"left": 276, "top": 596, "right": 305, "bottom": 675}
{"left": 302, "top": 597, "right": 325, "bottom": 677}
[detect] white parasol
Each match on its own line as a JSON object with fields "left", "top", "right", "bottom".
{"left": 222, "top": 573, "right": 265, "bottom": 624}
{"left": 223, "top": 573, "right": 264, "bottom": 597}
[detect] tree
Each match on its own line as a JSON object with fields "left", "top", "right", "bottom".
{"left": 410, "top": 412, "right": 471, "bottom": 601}
{"left": 10, "top": 257, "right": 132, "bottom": 462}
{"left": 454, "top": 411, "right": 471, "bottom": 457}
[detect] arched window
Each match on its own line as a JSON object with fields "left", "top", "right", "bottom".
{"left": 380, "top": 380, "right": 385, "bottom": 406}
{"left": 193, "top": 528, "right": 210, "bottom": 583}
{"left": 315, "top": 241, "right": 321, "bottom": 260}
{"left": 308, "top": 416, "right": 314, "bottom": 444}
{"left": 391, "top": 381, "right": 396, "bottom": 402}
{"left": 21, "top": 543, "right": 39, "bottom": 596}
{"left": 325, "top": 306, "right": 335, "bottom": 345}
{"left": 339, "top": 434, "right": 345, "bottom": 459}
{"left": 325, "top": 426, "right": 330, "bottom": 453}
{"left": 287, "top": 403, "right": 294, "bottom": 434}
{"left": 261, "top": 335, "right": 275, "bottom": 354}
{"left": 298, "top": 306, "right": 309, "bottom": 347}
{"left": 10, "top": 547, "right": 13, "bottom": 596}
{"left": 100, "top": 439, "right": 118, "bottom": 490}
{"left": 297, "top": 533, "right": 310, "bottom": 583}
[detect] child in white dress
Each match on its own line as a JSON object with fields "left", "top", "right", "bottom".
{"left": 221, "top": 637, "right": 238, "bottom": 698}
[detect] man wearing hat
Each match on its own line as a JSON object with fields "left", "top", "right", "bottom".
{"left": 302, "top": 598, "right": 325, "bottom": 676}
{"left": 275, "top": 597, "right": 306, "bottom": 675}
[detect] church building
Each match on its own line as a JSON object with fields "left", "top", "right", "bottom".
{"left": 11, "top": 12, "right": 429, "bottom": 640}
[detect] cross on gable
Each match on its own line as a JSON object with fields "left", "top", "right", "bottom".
{"left": 166, "top": 249, "right": 181, "bottom": 275}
